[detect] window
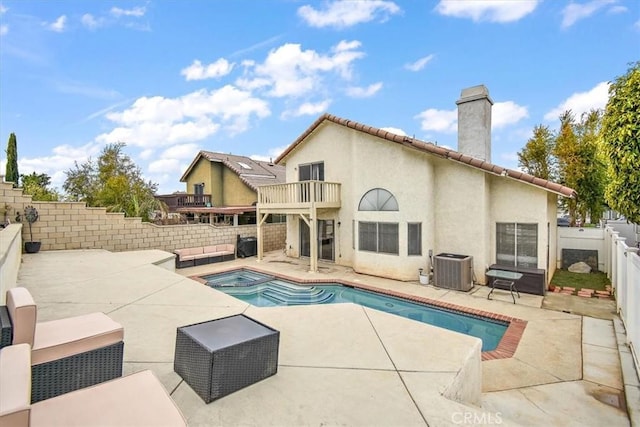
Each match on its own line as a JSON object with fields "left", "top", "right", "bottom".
{"left": 237, "top": 161, "right": 252, "bottom": 170}
{"left": 496, "top": 223, "right": 538, "bottom": 268}
{"left": 299, "top": 162, "right": 324, "bottom": 181}
{"left": 358, "top": 222, "right": 399, "bottom": 255}
{"left": 358, "top": 188, "right": 398, "bottom": 211}
{"left": 408, "top": 223, "right": 422, "bottom": 256}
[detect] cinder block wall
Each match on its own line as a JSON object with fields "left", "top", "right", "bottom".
{"left": 0, "top": 181, "right": 285, "bottom": 253}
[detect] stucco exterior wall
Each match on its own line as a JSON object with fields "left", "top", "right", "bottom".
{"left": 221, "top": 167, "right": 256, "bottom": 206}
{"left": 433, "top": 160, "right": 489, "bottom": 282}
{"left": 186, "top": 158, "right": 214, "bottom": 194}
{"left": 281, "top": 121, "right": 559, "bottom": 284}
{"left": 547, "top": 193, "right": 559, "bottom": 281}
{"left": 489, "top": 177, "right": 554, "bottom": 283}
{"left": 284, "top": 124, "right": 439, "bottom": 280}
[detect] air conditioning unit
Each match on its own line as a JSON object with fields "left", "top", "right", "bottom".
{"left": 433, "top": 253, "right": 473, "bottom": 291}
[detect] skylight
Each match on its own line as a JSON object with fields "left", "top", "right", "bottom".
{"left": 237, "top": 161, "right": 252, "bottom": 170}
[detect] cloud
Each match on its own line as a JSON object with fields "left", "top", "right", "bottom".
{"left": 543, "top": 82, "right": 609, "bottom": 121}
{"left": 0, "top": 24, "right": 7, "bottom": 36}
{"left": 435, "top": 0, "right": 539, "bottom": 23}
{"left": 636, "top": 19, "right": 640, "bottom": 30}
{"left": 81, "top": 13, "right": 104, "bottom": 30}
{"left": 608, "top": 5, "right": 627, "bottom": 14}
{"left": 110, "top": 6, "right": 146, "bottom": 18}
{"left": 96, "top": 85, "right": 271, "bottom": 148}
{"left": 148, "top": 158, "right": 181, "bottom": 174}
{"left": 80, "top": 7, "right": 146, "bottom": 31}
{"left": 251, "top": 146, "right": 289, "bottom": 162}
{"left": 17, "top": 142, "right": 102, "bottom": 191}
{"left": 380, "top": 127, "right": 407, "bottom": 136}
{"left": 47, "top": 15, "right": 67, "bottom": 32}
{"left": 492, "top": 101, "right": 529, "bottom": 129}
{"left": 181, "top": 59, "right": 234, "bottom": 81}
{"left": 0, "top": 4, "right": 7, "bottom": 14}
{"left": 404, "top": 54, "right": 435, "bottom": 72}
{"left": 415, "top": 108, "right": 458, "bottom": 133}
{"left": 345, "top": 82, "right": 383, "bottom": 98}
{"left": 416, "top": 100, "right": 528, "bottom": 133}
{"left": 561, "top": 0, "right": 618, "bottom": 28}
{"left": 281, "top": 100, "right": 331, "bottom": 119}
{"left": 237, "top": 40, "right": 365, "bottom": 98}
{"left": 298, "top": 0, "right": 401, "bottom": 28}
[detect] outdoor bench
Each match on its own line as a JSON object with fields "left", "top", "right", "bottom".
{"left": 174, "top": 243, "right": 236, "bottom": 269}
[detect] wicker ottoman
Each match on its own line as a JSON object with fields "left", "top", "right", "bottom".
{"left": 174, "top": 314, "right": 279, "bottom": 403}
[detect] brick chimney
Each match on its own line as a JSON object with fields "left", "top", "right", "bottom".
{"left": 456, "top": 85, "right": 493, "bottom": 162}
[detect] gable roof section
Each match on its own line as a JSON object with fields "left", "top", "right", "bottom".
{"left": 277, "top": 113, "right": 576, "bottom": 199}
{"left": 180, "top": 151, "right": 286, "bottom": 191}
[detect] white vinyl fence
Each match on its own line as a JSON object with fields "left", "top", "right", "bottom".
{"left": 604, "top": 225, "right": 640, "bottom": 373}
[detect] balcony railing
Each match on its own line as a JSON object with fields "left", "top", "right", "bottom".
{"left": 258, "top": 181, "right": 341, "bottom": 210}
{"left": 155, "top": 194, "right": 212, "bottom": 211}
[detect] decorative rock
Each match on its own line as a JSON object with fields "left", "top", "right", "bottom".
{"left": 568, "top": 261, "right": 592, "bottom": 274}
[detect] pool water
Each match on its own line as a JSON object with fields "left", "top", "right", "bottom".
{"left": 202, "top": 270, "right": 507, "bottom": 351}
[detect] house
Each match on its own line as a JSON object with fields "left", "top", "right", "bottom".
{"left": 256, "top": 85, "right": 576, "bottom": 288}
{"left": 157, "top": 151, "right": 285, "bottom": 225}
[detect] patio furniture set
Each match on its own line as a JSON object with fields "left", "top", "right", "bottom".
{"left": 0, "top": 287, "right": 280, "bottom": 425}
{"left": 173, "top": 243, "right": 236, "bottom": 268}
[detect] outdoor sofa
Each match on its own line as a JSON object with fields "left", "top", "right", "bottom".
{"left": 1, "top": 287, "right": 124, "bottom": 402}
{"left": 173, "top": 243, "right": 235, "bottom": 268}
{"left": 0, "top": 343, "right": 187, "bottom": 426}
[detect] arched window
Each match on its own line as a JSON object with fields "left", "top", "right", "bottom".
{"left": 358, "top": 188, "right": 398, "bottom": 211}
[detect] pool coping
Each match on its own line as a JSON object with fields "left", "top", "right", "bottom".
{"left": 190, "top": 266, "right": 527, "bottom": 361}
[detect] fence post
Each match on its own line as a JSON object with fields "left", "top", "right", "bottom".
{"left": 604, "top": 226, "right": 611, "bottom": 276}
{"left": 625, "top": 248, "right": 639, "bottom": 363}
{"left": 610, "top": 231, "right": 620, "bottom": 295}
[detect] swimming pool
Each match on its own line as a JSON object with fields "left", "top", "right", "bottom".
{"left": 202, "top": 269, "right": 508, "bottom": 352}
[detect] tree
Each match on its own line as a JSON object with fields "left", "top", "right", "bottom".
{"left": 602, "top": 61, "right": 640, "bottom": 223}
{"left": 63, "top": 142, "right": 160, "bottom": 221}
{"left": 5, "top": 133, "right": 19, "bottom": 188}
{"left": 517, "top": 124, "right": 557, "bottom": 181}
{"left": 574, "top": 110, "right": 606, "bottom": 224}
{"left": 554, "top": 111, "right": 581, "bottom": 225}
{"left": 20, "top": 172, "right": 60, "bottom": 201}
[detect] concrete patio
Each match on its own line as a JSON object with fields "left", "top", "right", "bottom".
{"left": 14, "top": 249, "right": 637, "bottom": 426}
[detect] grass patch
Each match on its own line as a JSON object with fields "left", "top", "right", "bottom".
{"left": 550, "top": 269, "right": 610, "bottom": 291}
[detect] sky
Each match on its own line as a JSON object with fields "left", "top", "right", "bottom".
{"left": 0, "top": 0, "right": 638, "bottom": 195}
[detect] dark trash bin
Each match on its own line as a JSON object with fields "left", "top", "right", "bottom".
{"left": 237, "top": 235, "right": 257, "bottom": 258}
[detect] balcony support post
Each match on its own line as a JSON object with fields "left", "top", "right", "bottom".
{"left": 309, "top": 184, "right": 318, "bottom": 273}
{"left": 256, "top": 208, "right": 266, "bottom": 262}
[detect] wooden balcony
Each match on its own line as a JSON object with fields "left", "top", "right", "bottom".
{"left": 155, "top": 193, "right": 212, "bottom": 212}
{"left": 257, "top": 181, "right": 341, "bottom": 213}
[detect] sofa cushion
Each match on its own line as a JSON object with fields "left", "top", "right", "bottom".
{"left": 6, "top": 287, "right": 37, "bottom": 347}
{"left": 202, "top": 245, "right": 218, "bottom": 254}
{"left": 30, "top": 370, "right": 187, "bottom": 426}
{"left": 0, "top": 343, "right": 31, "bottom": 427}
{"left": 32, "top": 312, "right": 124, "bottom": 366}
{"left": 175, "top": 247, "right": 204, "bottom": 257}
{"left": 216, "top": 244, "right": 235, "bottom": 253}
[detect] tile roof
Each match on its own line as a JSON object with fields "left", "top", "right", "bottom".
{"left": 276, "top": 113, "right": 576, "bottom": 199}
{"left": 180, "top": 151, "right": 286, "bottom": 191}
